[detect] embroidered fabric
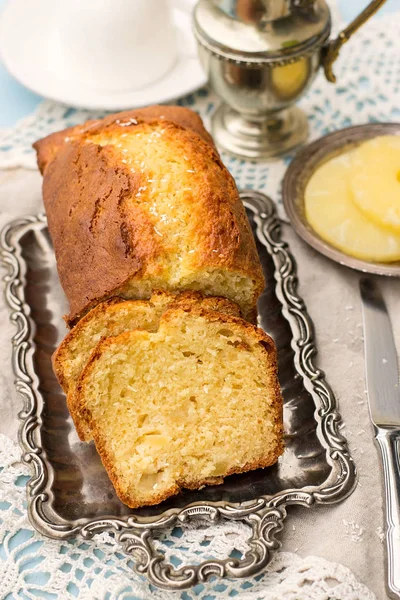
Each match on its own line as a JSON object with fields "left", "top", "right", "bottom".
{"left": 0, "top": 11, "right": 399, "bottom": 220}
{"left": 0, "top": 434, "right": 375, "bottom": 599}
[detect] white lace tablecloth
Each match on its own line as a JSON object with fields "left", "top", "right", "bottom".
{"left": 1, "top": 6, "right": 400, "bottom": 600}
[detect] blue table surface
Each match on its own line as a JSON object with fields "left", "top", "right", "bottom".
{"left": 0, "top": 0, "right": 399, "bottom": 128}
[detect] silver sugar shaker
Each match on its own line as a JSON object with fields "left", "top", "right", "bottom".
{"left": 193, "top": 0, "right": 387, "bottom": 160}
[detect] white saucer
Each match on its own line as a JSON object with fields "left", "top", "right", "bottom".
{"left": 0, "top": 0, "right": 207, "bottom": 110}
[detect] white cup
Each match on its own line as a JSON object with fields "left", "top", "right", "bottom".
{"left": 47, "top": 0, "right": 178, "bottom": 92}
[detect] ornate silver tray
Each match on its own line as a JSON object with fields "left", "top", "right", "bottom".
{"left": 1, "top": 190, "right": 356, "bottom": 590}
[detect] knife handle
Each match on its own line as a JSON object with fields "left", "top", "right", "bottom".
{"left": 375, "top": 427, "right": 400, "bottom": 597}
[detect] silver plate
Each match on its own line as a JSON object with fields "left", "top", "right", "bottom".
{"left": 282, "top": 123, "right": 400, "bottom": 277}
{"left": 1, "top": 191, "right": 356, "bottom": 590}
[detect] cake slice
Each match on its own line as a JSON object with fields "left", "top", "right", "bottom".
{"left": 54, "top": 290, "right": 241, "bottom": 440}
{"left": 74, "top": 306, "right": 283, "bottom": 508}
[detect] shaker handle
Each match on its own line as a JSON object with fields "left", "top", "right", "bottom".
{"left": 321, "top": 0, "right": 387, "bottom": 83}
{"left": 375, "top": 428, "right": 400, "bottom": 598}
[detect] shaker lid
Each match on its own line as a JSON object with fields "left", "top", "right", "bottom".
{"left": 193, "top": 0, "right": 331, "bottom": 63}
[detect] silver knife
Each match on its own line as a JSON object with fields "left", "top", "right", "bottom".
{"left": 360, "top": 277, "right": 400, "bottom": 598}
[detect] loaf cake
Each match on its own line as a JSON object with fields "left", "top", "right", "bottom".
{"left": 75, "top": 305, "right": 283, "bottom": 508}
{"left": 35, "top": 105, "right": 283, "bottom": 509}
{"left": 54, "top": 290, "right": 241, "bottom": 440}
{"left": 33, "top": 105, "right": 265, "bottom": 326}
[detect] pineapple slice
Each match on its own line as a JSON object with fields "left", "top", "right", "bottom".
{"left": 350, "top": 135, "right": 400, "bottom": 233}
{"left": 304, "top": 150, "right": 400, "bottom": 262}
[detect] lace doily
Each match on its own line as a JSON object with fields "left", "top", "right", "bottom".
{"left": 0, "top": 11, "right": 399, "bottom": 220}
{"left": 0, "top": 434, "right": 375, "bottom": 600}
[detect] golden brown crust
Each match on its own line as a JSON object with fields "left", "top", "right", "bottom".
{"left": 74, "top": 307, "right": 283, "bottom": 508}
{"left": 41, "top": 139, "right": 157, "bottom": 327}
{"left": 33, "top": 105, "right": 216, "bottom": 175}
{"left": 34, "top": 105, "right": 264, "bottom": 326}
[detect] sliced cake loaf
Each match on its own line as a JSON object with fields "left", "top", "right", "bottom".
{"left": 74, "top": 306, "right": 283, "bottom": 508}
{"left": 54, "top": 290, "right": 241, "bottom": 440}
{"left": 35, "top": 105, "right": 283, "bottom": 509}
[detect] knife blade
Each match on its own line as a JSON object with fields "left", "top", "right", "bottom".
{"left": 360, "top": 277, "right": 400, "bottom": 427}
{"left": 360, "top": 277, "right": 400, "bottom": 598}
